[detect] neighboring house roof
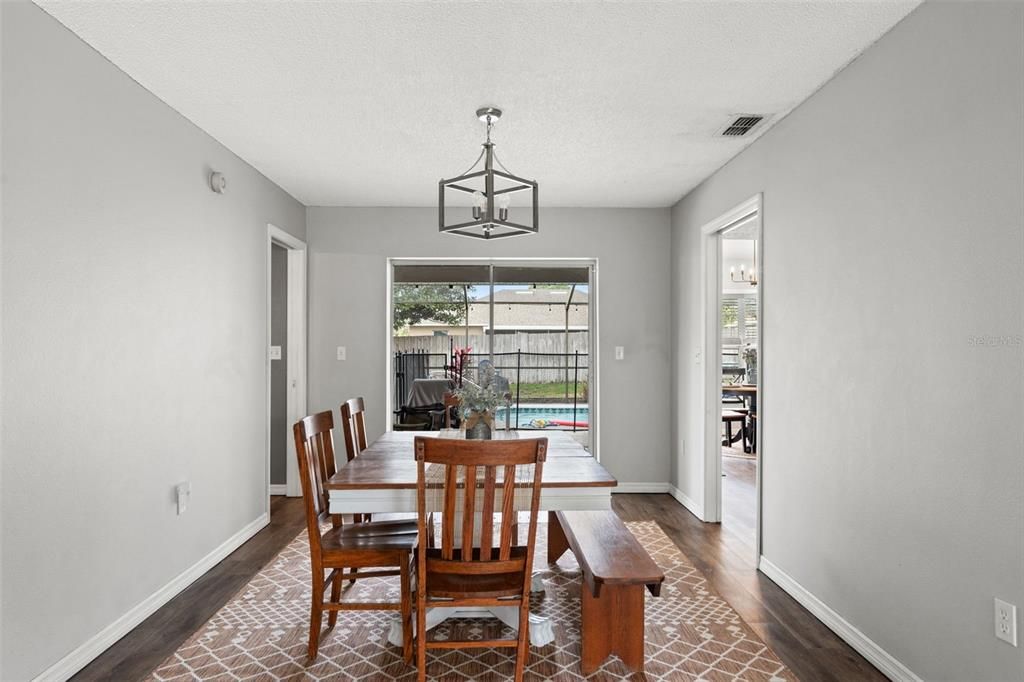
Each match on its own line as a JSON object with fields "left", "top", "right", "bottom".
{"left": 468, "top": 288, "right": 588, "bottom": 329}
{"left": 481, "top": 289, "right": 590, "bottom": 305}
{"left": 411, "top": 288, "right": 589, "bottom": 330}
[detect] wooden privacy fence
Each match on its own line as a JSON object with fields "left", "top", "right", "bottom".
{"left": 393, "top": 332, "right": 589, "bottom": 385}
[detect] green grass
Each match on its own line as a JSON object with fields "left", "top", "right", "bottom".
{"left": 509, "top": 382, "right": 587, "bottom": 401}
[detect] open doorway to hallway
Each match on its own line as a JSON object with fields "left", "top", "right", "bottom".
{"left": 266, "top": 225, "right": 307, "bottom": 512}
{"left": 269, "top": 244, "right": 289, "bottom": 498}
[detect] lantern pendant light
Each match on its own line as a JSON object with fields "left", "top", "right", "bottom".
{"left": 438, "top": 107, "right": 539, "bottom": 240}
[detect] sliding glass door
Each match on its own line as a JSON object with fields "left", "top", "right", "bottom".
{"left": 390, "top": 260, "right": 596, "bottom": 452}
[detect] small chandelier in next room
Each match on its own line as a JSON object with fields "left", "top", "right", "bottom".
{"left": 438, "top": 107, "right": 539, "bottom": 240}
{"left": 730, "top": 241, "right": 759, "bottom": 286}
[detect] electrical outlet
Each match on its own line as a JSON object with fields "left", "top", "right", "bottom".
{"left": 337, "top": 346, "right": 347, "bottom": 361}
{"left": 614, "top": 346, "right": 624, "bottom": 360}
{"left": 176, "top": 482, "right": 191, "bottom": 516}
{"left": 269, "top": 345, "right": 282, "bottom": 360}
{"left": 995, "top": 598, "right": 1018, "bottom": 646}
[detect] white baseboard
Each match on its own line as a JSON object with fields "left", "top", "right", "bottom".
{"left": 268, "top": 484, "right": 287, "bottom": 495}
{"left": 33, "top": 513, "right": 271, "bottom": 682}
{"left": 758, "top": 557, "right": 922, "bottom": 682}
{"left": 668, "top": 485, "right": 705, "bottom": 520}
{"left": 612, "top": 482, "right": 670, "bottom": 494}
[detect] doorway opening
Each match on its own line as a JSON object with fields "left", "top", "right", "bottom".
{"left": 701, "top": 195, "right": 762, "bottom": 565}
{"left": 266, "top": 225, "right": 307, "bottom": 510}
{"left": 387, "top": 259, "right": 599, "bottom": 459}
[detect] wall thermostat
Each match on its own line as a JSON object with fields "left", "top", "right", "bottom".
{"left": 209, "top": 171, "right": 227, "bottom": 194}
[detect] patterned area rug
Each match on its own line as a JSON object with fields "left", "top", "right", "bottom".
{"left": 151, "top": 522, "right": 796, "bottom": 681}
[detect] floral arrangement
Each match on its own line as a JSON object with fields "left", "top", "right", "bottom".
{"left": 742, "top": 344, "right": 758, "bottom": 384}
{"left": 453, "top": 363, "right": 506, "bottom": 417}
{"left": 742, "top": 344, "right": 757, "bottom": 365}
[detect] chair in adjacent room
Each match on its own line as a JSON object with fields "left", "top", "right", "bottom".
{"left": 722, "top": 409, "right": 748, "bottom": 451}
{"left": 413, "top": 435, "right": 547, "bottom": 682}
{"left": 745, "top": 412, "right": 758, "bottom": 453}
{"left": 294, "top": 411, "right": 417, "bottom": 663}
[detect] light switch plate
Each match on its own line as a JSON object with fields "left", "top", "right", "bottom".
{"left": 269, "top": 345, "right": 282, "bottom": 360}
{"left": 337, "top": 346, "right": 347, "bottom": 361}
{"left": 176, "top": 482, "right": 191, "bottom": 516}
{"left": 614, "top": 346, "right": 624, "bottom": 360}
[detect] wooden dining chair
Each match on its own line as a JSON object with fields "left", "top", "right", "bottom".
{"left": 722, "top": 409, "right": 747, "bottom": 450}
{"left": 413, "top": 435, "right": 548, "bottom": 682}
{"left": 294, "top": 411, "right": 417, "bottom": 663}
{"left": 340, "top": 396, "right": 369, "bottom": 462}
{"left": 340, "top": 397, "right": 376, "bottom": 523}
{"left": 442, "top": 391, "right": 460, "bottom": 429}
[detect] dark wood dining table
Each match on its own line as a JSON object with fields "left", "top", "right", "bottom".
{"left": 722, "top": 383, "right": 758, "bottom": 413}
{"left": 326, "top": 429, "right": 617, "bottom": 515}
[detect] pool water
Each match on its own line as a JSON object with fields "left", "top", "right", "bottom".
{"left": 494, "top": 405, "right": 590, "bottom": 429}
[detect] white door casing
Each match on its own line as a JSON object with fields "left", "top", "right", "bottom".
{"left": 699, "top": 194, "right": 763, "bottom": 565}
{"left": 267, "top": 224, "right": 307, "bottom": 501}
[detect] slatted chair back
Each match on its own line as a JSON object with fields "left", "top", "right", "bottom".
{"left": 414, "top": 437, "right": 546, "bottom": 586}
{"left": 340, "top": 397, "right": 369, "bottom": 461}
{"left": 442, "top": 392, "right": 460, "bottom": 429}
{"left": 294, "top": 412, "right": 417, "bottom": 664}
{"left": 294, "top": 412, "right": 340, "bottom": 554}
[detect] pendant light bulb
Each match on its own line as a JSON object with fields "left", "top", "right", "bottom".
{"left": 497, "top": 193, "right": 511, "bottom": 221}
{"left": 472, "top": 191, "right": 487, "bottom": 220}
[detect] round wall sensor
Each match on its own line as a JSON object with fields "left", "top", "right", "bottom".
{"left": 209, "top": 171, "right": 227, "bottom": 194}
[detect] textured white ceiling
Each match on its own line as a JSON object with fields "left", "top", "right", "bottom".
{"left": 36, "top": 1, "right": 918, "bottom": 207}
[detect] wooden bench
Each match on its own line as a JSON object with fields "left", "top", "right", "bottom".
{"left": 548, "top": 510, "right": 665, "bottom": 674}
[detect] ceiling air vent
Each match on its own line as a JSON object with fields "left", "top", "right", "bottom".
{"left": 720, "top": 115, "right": 765, "bottom": 137}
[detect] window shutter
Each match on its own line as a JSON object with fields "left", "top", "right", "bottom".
{"left": 721, "top": 299, "right": 741, "bottom": 345}
{"left": 743, "top": 297, "right": 758, "bottom": 343}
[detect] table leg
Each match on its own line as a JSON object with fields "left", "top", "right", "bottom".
{"left": 547, "top": 510, "right": 570, "bottom": 563}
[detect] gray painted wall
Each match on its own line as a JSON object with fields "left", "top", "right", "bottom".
{"left": 270, "top": 245, "right": 288, "bottom": 485}
{"left": 306, "top": 207, "right": 672, "bottom": 486}
{"left": 670, "top": 3, "right": 1023, "bottom": 680}
{"left": 1, "top": 3, "right": 305, "bottom": 679}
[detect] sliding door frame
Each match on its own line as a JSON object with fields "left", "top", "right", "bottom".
{"left": 385, "top": 257, "right": 600, "bottom": 462}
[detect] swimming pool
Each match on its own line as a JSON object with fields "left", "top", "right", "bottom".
{"left": 494, "top": 404, "right": 590, "bottom": 429}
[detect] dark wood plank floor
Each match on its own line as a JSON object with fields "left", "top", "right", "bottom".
{"left": 75, "top": 493, "right": 884, "bottom": 681}
{"left": 722, "top": 453, "right": 757, "bottom": 556}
